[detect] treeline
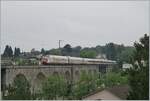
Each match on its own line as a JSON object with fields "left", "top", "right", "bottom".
{"left": 2, "top": 43, "right": 135, "bottom": 66}
{"left": 41, "top": 43, "right": 135, "bottom": 62}
{"left": 2, "top": 45, "right": 21, "bottom": 57}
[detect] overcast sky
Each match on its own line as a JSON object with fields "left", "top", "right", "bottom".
{"left": 1, "top": 1, "right": 149, "bottom": 52}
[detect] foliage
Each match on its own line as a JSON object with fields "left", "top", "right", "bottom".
{"left": 71, "top": 46, "right": 82, "bottom": 57}
{"left": 105, "top": 43, "right": 117, "bottom": 60}
{"left": 104, "top": 43, "right": 135, "bottom": 68}
{"left": 49, "top": 48, "right": 61, "bottom": 55}
{"left": 3, "top": 45, "right": 13, "bottom": 57}
{"left": 14, "top": 58, "right": 39, "bottom": 65}
{"left": 72, "top": 70, "right": 128, "bottom": 99}
{"left": 42, "top": 75, "right": 67, "bottom": 100}
{"left": 127, "top": 34, "right": 149, "bottom": 100}
{"left": 41, "top": 48, "right": 46, "bottom": 55}
{"left": 3, "top": 70, "right": 129, "bottom": 100}
{"left": 95, "top": 45, "right": 105, "bottom": 53}
{"left": 3, "top": 74, "right": 32, "bottom": 100}
{"left": 104, "top": 72, "right": 128, "bottom": 87}
{"left": 117, "top": 47, "right": 135, "bottom": 67}
{"left": 14, "top": 47, "right": 21, "bottom": 57}
{"left": 61, "top": 44, "right": 72, "bottom": 56}
{"left": 2, "top": 43, "right": 135, "bottom": 69}
{"left": 73, "top": 71, "right": 98, "bottom": 99}
{"left": 80, "top": 50, "right": 97, "bottom": 58}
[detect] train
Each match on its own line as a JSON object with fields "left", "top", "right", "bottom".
{"left": 41, "top": 55, "right": 116, "bottom": 65}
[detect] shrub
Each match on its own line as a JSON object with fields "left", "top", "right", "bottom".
{"left": 104, "top": 72, "right": 128, "bottom": 87}
{"left": 42, "top": 75, "right": 67, "bottom": 100}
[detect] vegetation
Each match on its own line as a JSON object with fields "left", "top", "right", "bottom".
{"left": 14, "top": 47, "right": 21, "bottom": 57}
{"left": 3, "top": 74, "right": 31, "bottom": 100}
{"left": 3, "top": 70, "right": 128, "bottom": 100}
{"left": 41, "top": 48, "right": 46, "bottom": 55}
{"left": 3, "top": 45, "right": 13, "bottom": 57}
{"left": 80, "top": 50, "right": 97, "bottom": 58}
{"left": 42, "top": 75, "right": 67, "bottom": 100}
{"left": 14, "top": 58, "right": 39, "bottom": 66}
{"left": 117, "top": 47, "right": 135, "bottom": 67}
{"left": 61, "top": 44, "right": 72, "bottom": 56}
{"left": 49, "top": 48, "right": 61, "bottom": 55}
{"left": 73, "top": 71, "right": 98, "bottom": 99}
{"left": 73, "top": 70, "right": 128, "bottom": 99}
{"left": 104, "top": 72, "right": 128, "bottom": 87}
{"left": 127, "top": 34, "right": 149, "bottom": 100}
{"left": 2, "top": 42, "right": 134, "bottom": 67}
{"left": 105, "top": 43, "right": 118, "bottom": 60}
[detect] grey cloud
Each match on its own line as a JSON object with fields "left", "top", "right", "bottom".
{"left": 1, "top": 1, "right": 149, "bottom": 52}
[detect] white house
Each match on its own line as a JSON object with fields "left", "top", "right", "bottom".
{"left": 122, "top": 63, "right": 133, "bottom": 70}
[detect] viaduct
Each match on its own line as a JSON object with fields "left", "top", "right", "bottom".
{"left": 1, "top": 63, "right": 115, "bottom": 93}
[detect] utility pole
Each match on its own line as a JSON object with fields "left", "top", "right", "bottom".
{"left": 59, "top": 40, "right": 63, "bottom": 55}
{"left": 59, "top": 40, "right": 63, "bottom": 49}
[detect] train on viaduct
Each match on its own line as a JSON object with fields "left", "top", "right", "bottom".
{"left": 1, "top": 55, "right": 116, "bottom": 93}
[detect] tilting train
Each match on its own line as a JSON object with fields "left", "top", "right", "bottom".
{"left": 41, "top": 55, "right": 116, "bottom": 65}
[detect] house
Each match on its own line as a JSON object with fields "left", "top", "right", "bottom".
{"left": 122, "top": 63, "right": 132, "bottom": 70}
{"left": 96, "top": 54, "right": 106, "bottom": 59}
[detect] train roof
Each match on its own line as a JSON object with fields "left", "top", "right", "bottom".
{"left": 43, "top": 55, "right": 116, "bottom": 63}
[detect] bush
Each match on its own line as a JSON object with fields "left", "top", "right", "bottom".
{"left": 104, "top": 72, "right": 128, "bottom": 87}
{"left": 3, "top": 74, "right": 32, "bottom": 100}
{"left": 42, "top": 75, "right": 67, "bottom": 100}
{"left": 73, "top": 71, "right": 98, "bottom": 99}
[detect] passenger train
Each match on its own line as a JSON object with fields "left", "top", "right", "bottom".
{"left": 41, "top": 55, "right": 116, "bottom": 65}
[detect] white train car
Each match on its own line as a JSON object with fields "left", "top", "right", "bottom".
{"left": 41, "top": 55, "right": 68, "bottom": 64}
{"left": 83, "top": 58, "right": 100, "bottom": 64}
{"left": 68, "top": 56, "right": 84, "bottom": 64}
{"left": 41, "top": 55, "right": 116, "bottom": 65}
{"left": 102, "top": 59, "right": 116, "bottom": 64}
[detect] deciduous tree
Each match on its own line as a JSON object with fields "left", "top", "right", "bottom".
{"left": 127, "top": 34, "right": 149, "bottom": 100}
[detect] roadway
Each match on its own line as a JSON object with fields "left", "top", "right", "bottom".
{"left": 83, "top": 85, "right": 129, "bottom": 100}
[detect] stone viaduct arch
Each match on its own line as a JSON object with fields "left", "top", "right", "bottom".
{"left": 33, "top": 72, "right": 46, "bottom": 92}
{"left": 53, "top": 71, "right": 59, "bottom": 76}
{"left": 65, "top": 71, "right": 71, "bottom": 82}
{"left": 88, "top": 69, "right": 92, "bottom": 75}
{"left": 75, "top": 70, "right": 79, "bottom": 79}
{"left": 14, "top": 73, "right": 28, "bottom": 84}
{"left": 1, "top": 64, "right": 115, "bottom": 94}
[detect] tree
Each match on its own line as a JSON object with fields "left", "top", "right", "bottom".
{"left": 105, "top": 43, "right": 117, "bottom": 60}
{"left": 71, "top": 46, "right": 82, "bottom": 57}
{"left": 3, "top": 45, "right": 13, "bottom": 57}
{"left": 73, "top": 71, "right": 98, "bottom": 99}
{"left": 127, "top": 34, "right": 149, "bottom": 100}
{"left": 80, "top": 50, "right": 97, "bottom": 58}
{"left": 117, "top": 47, "right": 135, "bottom": 67}
{"left": 41, "top": 48, "right": 45, "bottom": 55}
{"left": 62, "top": 44, "right": 72, "bottom": 56}
{"left": 9, "top": 46, "right": 13, "bottom": 57}
{"left": 95, "top": 45, "right": 105, "bottom": 53}
{"left": 49, "top": 49, "right": 61, "bottom": 55}
{"left": 42, "top": 75, "right": 67, "bottom": 100}
{"left": 4, "top": 74, "right": 31, "bottom": 100}
{"left": 3, "top": 45, "right": 9, "bottom": 57}
{"left": 14, "top": 47, "right": 21, "bottom": 57}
